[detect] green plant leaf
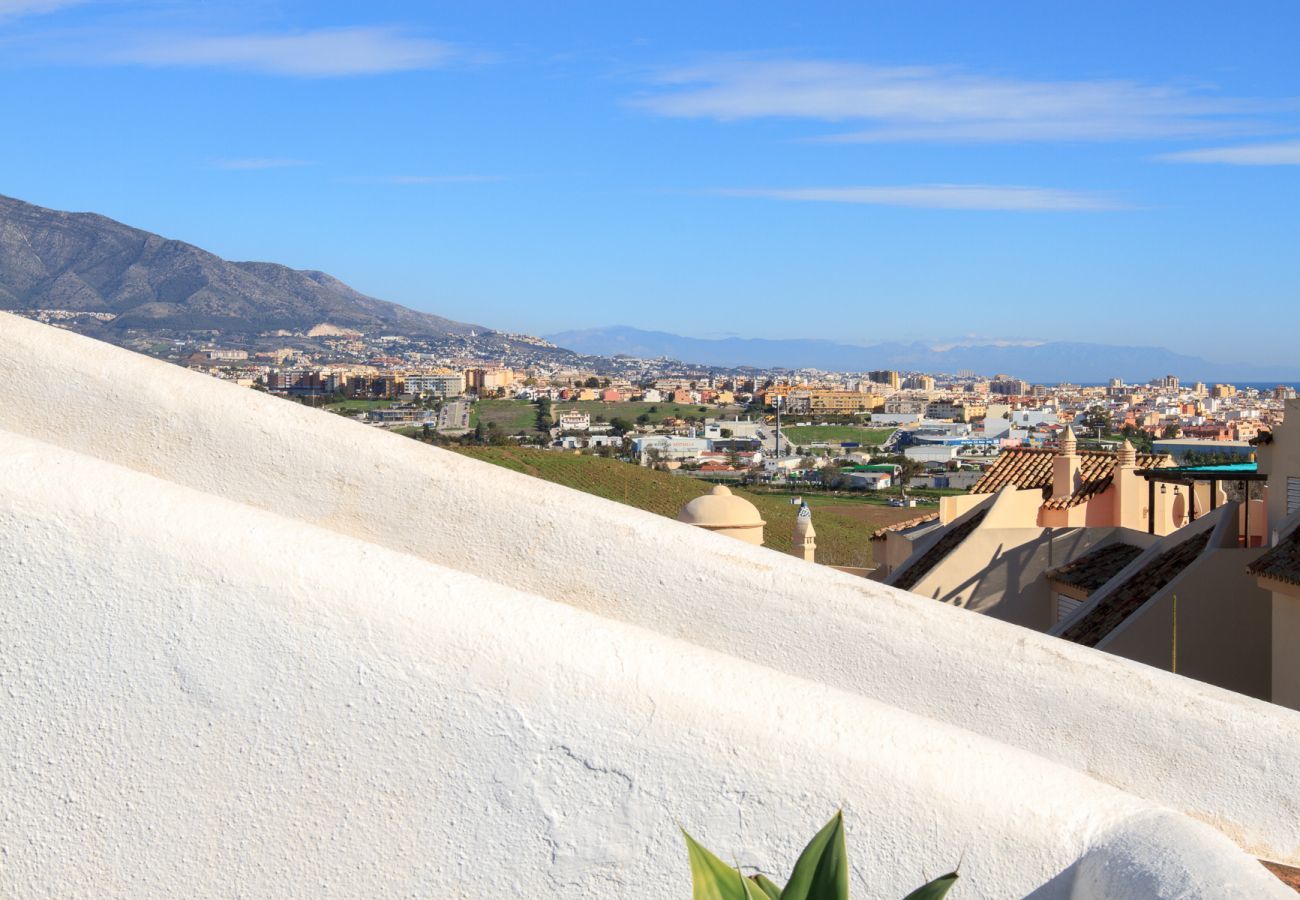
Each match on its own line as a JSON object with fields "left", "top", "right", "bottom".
{"left": 901, "top": 872, "right": 959, "bottom": 900}
{"left": 780, "top": 811, "right": 849, "bottom": 900}
{"left": 742, "top": 874, "right": 770, "bottom": 900}
{"left": 751, "top": 874, "right": 784, "bottom": 899}
{"left": 682, "top": 828, "right": 749, "bottom": 900}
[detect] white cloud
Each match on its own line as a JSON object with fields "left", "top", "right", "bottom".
{"left": 212, "top": 158, "right": 314, "bottom": 170}
{"left": 109, "top": 26, "right": 458, "bottom": 77}
{"left": 636, "top": 59, "right": 1280, "bottom": 143}
{"left": 340, "top": 174, "right": 503, "bottom": 185}
{"left": 1157, "top": 139, "right": 1300, "bottom": 165}
{"left": 0, "top": 0, "right": 83, "bottom": 21}
{"left": 930, "top": 338, "right": 1047, "bottom": 351}
{"left": 715, "top": 184, "right": 1126, "bottom": 212}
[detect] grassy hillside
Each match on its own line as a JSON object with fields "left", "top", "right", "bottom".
{"left": 451, "top": 445, "right": 920, "bottom": 568}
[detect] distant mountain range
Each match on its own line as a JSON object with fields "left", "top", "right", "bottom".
{"left": 5, "top": 193, "right": 1295, "bottom": 384}
{"left": 547, "top": 326, "right": 1300, "bottom": 384}
{"left": 0, "top": 194, "right": 481, "bottom": 338}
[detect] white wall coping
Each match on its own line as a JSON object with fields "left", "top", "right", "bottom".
{"left": 2, "top": 312, "right": 1299, "bottom": 864}
{"left": 0, "top": 428, "right": 1290, "bottom": 897}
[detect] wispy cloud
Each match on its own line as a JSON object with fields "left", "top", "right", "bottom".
{"left": 0, "top": 0, "right": 84, "bottom": 22}
{"left": 106, "top": 26, "right": 459, "bottom": 77}
{"left": 636, "top": 59, "right": 1284, "bottom": 143}
{"left": 1157, "top": 139, "right": 1300, "bottom": 165}
{"left": 340, "top": 174, "right": 504, "bottom": 185}
{"left": 212, "top": 158, "right": 314, "bottom": 170}
{"left": 715, "top": 184, "right": 1126, "bottom": 212}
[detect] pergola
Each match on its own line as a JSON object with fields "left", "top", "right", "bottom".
{"left": 1136, "top": 464, "right": 1267, "bottom": 539}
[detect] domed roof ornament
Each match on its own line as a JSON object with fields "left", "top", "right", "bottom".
{"left": 677, "top": 484, "right": 766, "bottom": 546}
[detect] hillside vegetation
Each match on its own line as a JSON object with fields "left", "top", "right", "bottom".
{"left": 452, "top": 446, "right": 920, "bottom": 568}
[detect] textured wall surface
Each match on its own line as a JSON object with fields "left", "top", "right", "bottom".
{"left": 0, "top": 312, "right": 1297, "bottom": 896}
{"left": 0, "top": 430, "right": 1289, "bottom": 898}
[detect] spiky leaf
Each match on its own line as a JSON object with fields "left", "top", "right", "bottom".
{"left": 682, "top": 828, "right": 749, "bottom": 900}
{"left": 751, "top": 874, "right": 783, "bottom": 899}
{"left": 902, "top": 872, "right": 959, "bottom": 900}
{"left": 779, "top": 811, "right": 849, "bottom": 900}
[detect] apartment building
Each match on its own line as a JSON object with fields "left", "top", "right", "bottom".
{"left": 784, "top": 390, "right": 884, "bottom": 415}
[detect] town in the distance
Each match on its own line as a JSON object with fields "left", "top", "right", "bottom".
{"left": 93, "top": 312, "right": 1290, "bottom": 488}
{"left": 27, "top": 301, "right": 1300, "bottom": 694}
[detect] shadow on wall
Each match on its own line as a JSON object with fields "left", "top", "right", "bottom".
{"left": 920, "top": 528, "right": 1121, "bottom": 632}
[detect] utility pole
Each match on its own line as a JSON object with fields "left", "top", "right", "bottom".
{"left": 1171, "top": 594, "right": 1178, "bottom": 674}
{"left": 774, "top": 393, "right": 781, "bottom": 458}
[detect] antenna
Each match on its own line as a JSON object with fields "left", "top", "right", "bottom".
{"left": 1171, "top": 594, "right": 1178, "bottom": 674}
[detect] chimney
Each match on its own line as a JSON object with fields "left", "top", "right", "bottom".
{"left": 1053, "top": 426, "right": 1081, "bottom": 499}
{"left": 1117, "top": 438, "right": 1136, "bottom": 471}
{"left": 792, "top": 501, "right": 816, "bottom": 563}
{"left": 1113, "top": 438, "right": 1139, "bottom": 529}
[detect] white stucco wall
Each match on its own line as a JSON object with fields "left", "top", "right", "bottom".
{"left": 2, "top": 314, "right": 1300, "bottom": 867}
{"left": 0, "top": 429, "right": 1291, "bottom": 897}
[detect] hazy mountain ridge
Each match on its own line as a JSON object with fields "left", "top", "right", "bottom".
{"left": 5, "top": 193, "right": 1292, "bottom": 382}
{"left": 547, "top": 326, "right": 1300, "bottom": 383}
{"left": 0, "top": 194, "right": 481, "bottom": 337}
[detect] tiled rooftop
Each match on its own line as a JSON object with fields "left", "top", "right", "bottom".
{"left": 1045, "top": 542, "right": 1144, "bottom": 594}
{"left": 970, "top": 447, "right": 1168, "bottom": 504}
{"left": 892, "top": 509, "right": 987, "bottom": 591}
{"left": 1247, "top": 529, "right": 1300, "bottom": 587}
{"left": 870, "top": 512, "right": 940, "bottom": 541}
{"left": 1263, "top": 860, "right": 1300, "bottom": 892}
{"left": 1058, "top": 530, "right": 1211, "bottom": 648}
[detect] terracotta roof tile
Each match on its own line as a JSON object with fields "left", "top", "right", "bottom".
{"left": 1262, "top": 860, "right": 1300, "bottom": 892}
{"left": 1059, "top": 531, "right": 1210, "bottom": 647}
{"left": 971, "top": 447, "right": 1169, "bottom": 505}
{"left": 1045, "top": 543, "right": 1144, "bottom": 594}
{"left": 893, "top": 510, "right": 987, "bottom": 591}
{"left": 970, "top": 447, "right": 1056, "bottom": 494}
{"left": 1248, "top": 530, "right": 1300, "bottom": 587}
{"left": 870, "top": 512, "right": 940, "bottom": 541}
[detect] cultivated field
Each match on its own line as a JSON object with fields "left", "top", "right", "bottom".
{"left": 452, "top": 446, "right": 921, "bottom": 568}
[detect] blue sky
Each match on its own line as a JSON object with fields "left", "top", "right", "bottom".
{"left": 2, "top": 1, "right": 1298, "bottom": 363}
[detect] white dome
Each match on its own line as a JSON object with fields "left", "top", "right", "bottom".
{"left": 677, "top": 484, "right": 765, "bottom": 530}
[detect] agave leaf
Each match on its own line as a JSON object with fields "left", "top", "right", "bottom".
{"left": 751, "top": 874, "right": 783, "bottom": 899}
{"left": 779, "top": 811, "right": 849, "bottom": 900}
{"left": 682, "top": 828, "right": 749, "bottom": 900}
{"left": 742, "top": 874, "right": 770, "bottom": 900}
{"left": 901, "top": 872, "right": 959, "bottom": 900}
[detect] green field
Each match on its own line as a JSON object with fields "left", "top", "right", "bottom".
{"left": 471, "top": 398, "right": 541, "bottom": 433}
{"left": 323, "top": 399, "right": 394, "bottom": 412}
{"left": 451, "top": 445, "right": 923, "bottom": 568}
{"left": 469, "top": 399, "right": 748, "bottom": 434}
{"left": 779, "top": 425, "right": 896, "bottom": 446}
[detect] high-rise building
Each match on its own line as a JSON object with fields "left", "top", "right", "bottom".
{"left": 867, "top": 370, "right": 902, "bottom": 391}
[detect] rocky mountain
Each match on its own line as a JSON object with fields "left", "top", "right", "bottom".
{"left": 547, "top": 325, "right": 1300, "bottom": 383}
{"left": 0, "top": 194, "right": 481, "bottom": 338}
